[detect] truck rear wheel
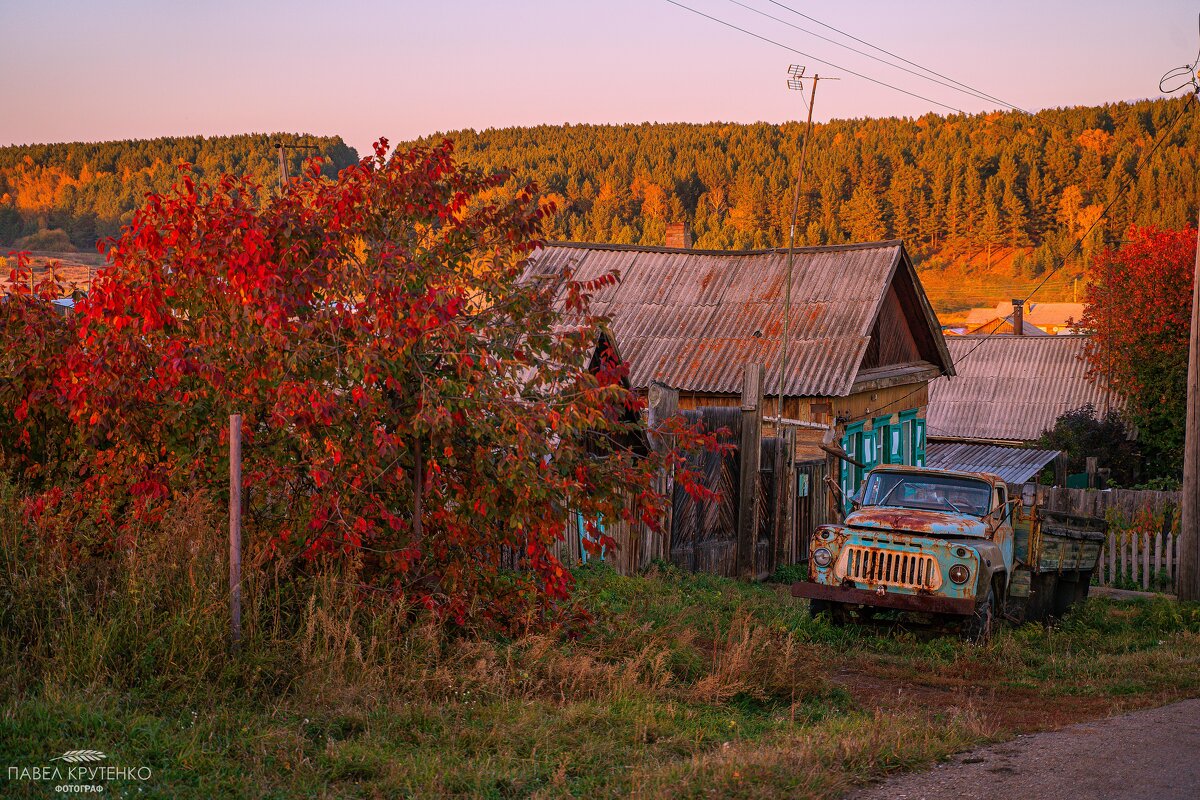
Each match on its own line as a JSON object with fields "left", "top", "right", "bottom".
{"left": 1052, "top": 572, "right": 1091, "bottom": 618}
{"left": 963, "top": 586, "right": 997, "bottom": 643}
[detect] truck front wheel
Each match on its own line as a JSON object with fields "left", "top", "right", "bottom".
{"left": 963, "top": 586, "right": 997, "bottom": 643}
{"left": 808, "top": 599, "right": 848, "bottom": 626}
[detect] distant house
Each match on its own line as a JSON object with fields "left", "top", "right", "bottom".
{"left": 964, "top": 301, "right": 1086, "bottom": 335}
{"left": 525, "top": 239, "right": 955, "bottom": 504}
{"left": 925, "top": 334, "right": 1125, "bottom": 484}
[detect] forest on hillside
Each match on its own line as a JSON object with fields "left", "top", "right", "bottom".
{"left": 3, "top": 99, "right": 1197, "bottom": 311}
{"left": 0, "top": 134, "right": 358, "bottom": 251}
{"left": 419, "top": 97, "right": 1199, "bottom": 306}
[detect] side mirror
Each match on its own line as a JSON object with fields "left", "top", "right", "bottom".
{"left": 850, "top": 488, "right": 865, "bottom": 511}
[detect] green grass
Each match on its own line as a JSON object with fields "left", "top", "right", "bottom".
{"left": 0, "top": 561, "right": 1195, "bottom": 796}
{"left": 2, "top": 539, "right": 1199, "bottom": 798}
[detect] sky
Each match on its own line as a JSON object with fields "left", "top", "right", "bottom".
{"left": 1, "top": 0, "right": 1198, "bottom": 157}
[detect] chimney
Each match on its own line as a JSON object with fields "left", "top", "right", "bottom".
{"left": 1012, "top": 298, "right": 1024, "bottom": 335}
{"left": 665, "top": 221, "right": 692, "bottom": 249}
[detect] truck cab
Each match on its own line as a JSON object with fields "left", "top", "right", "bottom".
{"left": 792, "top": 465, "right": 1017, "bottom": 639}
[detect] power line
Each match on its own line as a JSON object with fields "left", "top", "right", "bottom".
{"left": 661, "top": 0, "right": 966, "bottom": 114}
{"left": 761, "top": 0, "right": 1033, "bottom": 115}
{"left": 844, "top": 91, "right": 1197, "bottom": 426}
{"left": 725, "top": 0, "right": 1021, "bottom": 111}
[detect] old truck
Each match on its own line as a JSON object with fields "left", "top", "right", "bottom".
{"left": 791, "top": 465, "right": 1106, "bottom": 639}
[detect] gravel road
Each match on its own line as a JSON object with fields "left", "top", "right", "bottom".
{"left": 848, "top": 698, "right": 1200, "bottom": 800}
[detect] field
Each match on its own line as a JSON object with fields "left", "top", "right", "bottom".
{"left": 2, "top": 521, "right": 1198, "bottom": 800}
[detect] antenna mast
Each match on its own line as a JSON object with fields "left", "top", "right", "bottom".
{"left": 778, "top": 66, "right": 836, "bottom": 424}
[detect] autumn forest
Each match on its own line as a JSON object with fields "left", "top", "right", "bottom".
{"left": 2, "top": 97, "right": 1197, "bottom": 311}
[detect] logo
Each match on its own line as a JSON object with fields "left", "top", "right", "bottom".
{"left": 7, "top": 747, "right": 151, "bottom": 795}
{"left": 50, "top": 751, "right": 107, "bottom": 764}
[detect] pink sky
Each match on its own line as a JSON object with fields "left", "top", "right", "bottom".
{"left": 1, "top": 0, "right": 1197, "bottom": 157}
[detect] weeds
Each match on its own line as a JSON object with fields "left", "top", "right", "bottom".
{"left": 1, "top": 489, "right": 1199, "bottom": 797}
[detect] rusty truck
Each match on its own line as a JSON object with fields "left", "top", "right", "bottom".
{"left": 791, "top": 464, "right": 1106, "bottom": 640}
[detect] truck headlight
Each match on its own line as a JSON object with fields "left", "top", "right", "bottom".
{"left": 949, "top": 564, "right": 970, "bottom": 584}
{"left": 813, "top": 547, "right": 832, "bottom": 567}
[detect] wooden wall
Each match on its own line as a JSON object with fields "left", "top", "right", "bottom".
{"left": 677, "top": 382, "right": 929, "bottom": 463}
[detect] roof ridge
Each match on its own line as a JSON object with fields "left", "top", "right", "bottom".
{"left": 541, "top": 239, "right": 903, "bottom": 257}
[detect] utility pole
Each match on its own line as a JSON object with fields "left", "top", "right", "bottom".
{"left": 272, "top": 141, "right": 321, "bottom": 193}
{"left": 229, "top": 414, "right": 243, "bottom": 651}
{"left": 1179, "top": 207, "right": 1200, "bottom": 600}
{"left": 779, "top": 67, "right": 836, "bottom": 424}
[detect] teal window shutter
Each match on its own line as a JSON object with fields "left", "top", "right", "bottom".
{"left": 841, "top": 422, "right": 865, "bottom": 514}
{"left": 914, "top": 418, "right": 927, "bottom": 467}
{"left": 874, "top": 416, "right": 899, "bottom": 464}
{"left": 898, "top": 409, "right": 918, "bottom": 466}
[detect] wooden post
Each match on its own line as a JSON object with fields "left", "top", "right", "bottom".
{"left": 1155, "top": 532, "right": 1163, "bottom": 585}
{"left": 1107, "top": 531, "right": 1116, "bottom": 586}
{"left": 1086, "top": 457, "right": 1098, "bottom": 490}
{"left": 1168, "top": 532, "right": 1176, "bottom": 587}
{"left": 1054, "top": 453, "right": 1068, "bottom": 488}
{"left": 771, "top": 427, "right": 793, "bottom": 570}
{"left": 737, "top": 364, "right": 763, "bottom": 580}
{"left": 1142, "top": 533, "right": 1151, "bottom": 590}
{"left": 1113, "top": 534, "right": 1123, "bottom": 585}
{"left": 228, "top": 414, "right": 242, "bottom": 652}
{"left": 1178, "top": 208, "right": 1200, "bottom": 600}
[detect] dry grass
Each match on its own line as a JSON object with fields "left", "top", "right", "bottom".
{"left": 1, "top": 481, "right": 1199, "bottom": 797}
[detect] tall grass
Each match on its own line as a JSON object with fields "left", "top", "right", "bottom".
{"left": 0, "top": 479, "right": 825, "bottom": 716}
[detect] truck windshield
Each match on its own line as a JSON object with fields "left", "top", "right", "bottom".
{"left": 860, "top": 472, "right": 992, "bottom": 517}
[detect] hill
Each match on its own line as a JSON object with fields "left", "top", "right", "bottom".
{"left": 4, "top": 99, "right": 1197, "bottom": 314}
{"left": 415, "top": 98, "right": 1199, "bottom": 312}
{"left": 0, "top": 133, "right": 359, "bottom": 252}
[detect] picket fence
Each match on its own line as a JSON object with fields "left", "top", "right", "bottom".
{"left": 1094, "top": 529, "right": 1179, "bottom": 592}
{"left": 1037, "top": 486, "right": 1181, "bottom": 593}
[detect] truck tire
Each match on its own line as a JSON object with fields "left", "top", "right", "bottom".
{"left": 1052, "top": 573, "right": 1090, "bottom": 618}
{"left": 808, "top": 599, "right": 848, "bottom": 626}
{"left": 964, "top": 586, "right": 997, "bottom": 643}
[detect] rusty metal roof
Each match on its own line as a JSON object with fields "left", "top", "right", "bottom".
{"left": 925, "top": 442, "right": 1061, "bottom": 485}
{"left": 525, "top": 240, "right": 950, "bottom": 397}
{"left": 926, "top": 335, "right": 1125, "bottom": 442}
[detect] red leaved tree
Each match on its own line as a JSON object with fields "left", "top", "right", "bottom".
{"left": 0, "top": 254, "right": 77, "bottom": 486}
{"left": 1083, "top": 225, "right": 1196, "bottom": 480}
{"left": 22, "top": 139, "right": 711, "bottom": 628}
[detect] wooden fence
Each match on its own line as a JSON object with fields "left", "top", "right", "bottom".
{"left": 1095, "top": 529, "right": 1179, "bottom": 592}
{"left": 1032, "top": 486, "right": 1181, "bottom": 593}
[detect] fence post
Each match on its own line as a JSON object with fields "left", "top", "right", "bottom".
{"left": 737, "top": 364, "right": 763, "bottom": 580}
{"left": 1142, "top": 532, "right": 1151, "bottom": 590}
{"left": 1155, "top": 532, "right": 1163, "bottom": 588}
{"left": 229, "top": 413, "right": 242, "bottom": 652}
{"left": 1168, "top": 533, "right": 1176, "bottom": 589}
{"left": 1107, "top": 531, "right": 1116, "bottom": 587}
{"left": 1113, "top": 537, "right": 1123, "bottom": 587}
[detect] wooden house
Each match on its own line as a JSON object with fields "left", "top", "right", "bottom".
{"left": 525, "top": 240, "right": 955, "bottom": 507}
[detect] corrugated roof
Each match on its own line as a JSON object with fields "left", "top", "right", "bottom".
{"left": 927, "top": 334, "right": 1125, "bottom": 442}
{"left": 525, "top": 240, "right": 950, "bottom": 397}
{"left": 962, "top": 317, "right": 1048, "bottom": 336}
{"left": 965, "top": 302, "right": 1086, "bottom": 328}
{"left": 926, "top": 442, "right": 1061, "bottom": 485}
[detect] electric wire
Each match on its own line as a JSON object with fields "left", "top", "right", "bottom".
{"left": 843, "top": 90, "right": 1197, "bottom": 426}
{"left": 726, "top": 0, "right": 1024, "bottom": 111}
{"left": 761, "top": 0, "right": 1034, "bottom": 114}
{"left": 662, "top": 0, "right": 1200, "bottom": 434}
{"left": 662, "top": 0, "right": 965, "bottom": 114}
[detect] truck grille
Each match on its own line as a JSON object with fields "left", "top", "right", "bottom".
{"left": 837, "top": 546, "right": 942, "bottom": 590}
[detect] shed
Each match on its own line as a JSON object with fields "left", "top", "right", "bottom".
{"left": 926, "top": 334, "right": 1124, "bottom": 444}
{"left": 925, "top": 442, "right": 1061, "bottom": 485}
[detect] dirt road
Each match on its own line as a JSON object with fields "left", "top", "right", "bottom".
{"left": 848, "top": 698, "right": 1200, "bottom": 800}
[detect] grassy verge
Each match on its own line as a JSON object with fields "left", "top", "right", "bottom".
{"left": 2, "top": 554, "right": 1199, "bottom": 799}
